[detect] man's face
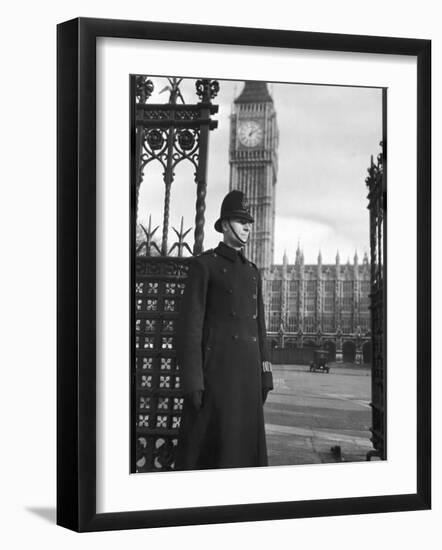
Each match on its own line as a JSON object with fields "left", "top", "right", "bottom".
{"left": 222, "top": 217, "right": 252, "bottom": 247}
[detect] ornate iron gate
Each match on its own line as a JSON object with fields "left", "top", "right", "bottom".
{"left": 131, "top": 76, "right": 219, "bottom": 473}
{"left": 366, "top": 141, "right": 386, "bottom": 460}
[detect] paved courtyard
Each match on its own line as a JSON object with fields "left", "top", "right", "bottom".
{"left": 264, "top": 363, "right": 373, "bottom": 465}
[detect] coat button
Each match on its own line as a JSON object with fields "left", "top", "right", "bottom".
{"left": 252, "top": 294, "right": 257, "bottom": 299}
{"left": 232, "top": 334, "right": 239, "bottom": 340}
{"left": 221, "top": 268, "right": 227, "bottom": 273}
{"left": 212, "top": 252, "right": 218, "bottom": 258}
{"left": 227, "top": 288, "right": 233, "bottom": 294}
{"left": 252, "top": 314, "right": 257, "bottom": 319}
{"left": 252, "top": 276, "right": 256, "bottom": 281}
{"left": 230, "top": 311, "right": 237, "bottom": 317}
{"left": 251, "top": 336, "right": 257, "bottom": 342}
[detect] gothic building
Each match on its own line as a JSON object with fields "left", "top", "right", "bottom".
{"left": 229, "top": 81, "right": 371, "bottom": 364}
{"left": 264, "top": 246, "right": 371, "bottom": 364}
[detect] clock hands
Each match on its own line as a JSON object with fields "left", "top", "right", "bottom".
{"left": 239, "top": 121, "right": 262, "bottom": 146}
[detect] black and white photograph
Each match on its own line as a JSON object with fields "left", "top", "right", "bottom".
{"left": 0, "top": 0, "right": 435, "bottom": 542}
{"left": 131, "top": 75, "right": 385, "bottom": 473}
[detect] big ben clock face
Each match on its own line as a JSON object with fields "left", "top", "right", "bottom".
{"left": 238, "top": 120, "right": 263, "bottom": 147}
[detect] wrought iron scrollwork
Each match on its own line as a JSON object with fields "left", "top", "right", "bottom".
{"left": 195, "top": 79, "right": 220, "bottom": 102}
{"left": 136, "top": 76, "right": 154, "bottom": 104}
{"left": 146, "top": 129, "right": 165, "bottom": 150}
{"left": 173, "top": 128, "right": 200, "bottom": 170}
{"left": 175, "top": 109, "right": 200, "bottom": 121}
{"left": 177, "top": 129, "right": 195, "bottom": 151}
{"left": 140, "top": 127, "right": 201, "bottom": 181}
{"left": 141, "top": 128, "right": 169, "bottom": 173}
{"left": 135, "top": 76, "right": 218, "bottom": 255}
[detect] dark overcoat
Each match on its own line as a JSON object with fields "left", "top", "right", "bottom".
{"left": 175, "top": 241, "right": 273, "bottom": 470}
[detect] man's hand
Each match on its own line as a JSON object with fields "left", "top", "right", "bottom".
{"left": 188, "top": 390, "right": 204, "bottom": 410}
{"left": 262, "top": 361, "right": 272, "bottom": 373}
{"left": 262, "top": 362, "right": 273, "bottom": 404}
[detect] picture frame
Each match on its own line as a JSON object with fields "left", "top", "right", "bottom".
{"left": 57, "top": 17, "right": 431, "bottom": 532}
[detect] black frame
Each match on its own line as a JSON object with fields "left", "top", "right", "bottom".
{"left": 57, "top": 17, "right": 431, "bottom": 532}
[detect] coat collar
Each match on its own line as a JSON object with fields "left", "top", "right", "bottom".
{"left": 215, "top": 241, "right": 247, "bottom": 263}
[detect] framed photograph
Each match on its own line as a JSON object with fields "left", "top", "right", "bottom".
{"left": 57, "top": 17, "right": 431, "bottom": 532}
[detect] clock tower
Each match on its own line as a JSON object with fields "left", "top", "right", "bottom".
{"left": 229, "top": 81, "right": 278, "bottom": 270}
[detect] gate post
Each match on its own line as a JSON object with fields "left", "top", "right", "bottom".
{"left": 193, "top": 79, "right": 219, "bottom": 255}
{"left": 366, "top": 139, "right": 386, "bottom": 460}
{"left": 132, "top": 76, "right": 219, "bottom": 472}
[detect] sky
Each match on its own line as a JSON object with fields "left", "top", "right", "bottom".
{"left": 137, "top": 76, "right": 383, "bottom": 265}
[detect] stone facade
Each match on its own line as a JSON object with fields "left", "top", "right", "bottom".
{"left": 262, "top": 247, "right": 371, "bottom": 364}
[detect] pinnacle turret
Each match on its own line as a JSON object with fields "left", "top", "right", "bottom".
{"left": 295, "top": 241, "right": 302, "bottom": 264}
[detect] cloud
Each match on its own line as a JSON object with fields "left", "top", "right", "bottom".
{"left": 273, "top": 215, "right": 368, "bottom": 265}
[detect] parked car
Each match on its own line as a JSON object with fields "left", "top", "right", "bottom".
{"left": 309, "top": 350, "right": 330, "bottom": 373}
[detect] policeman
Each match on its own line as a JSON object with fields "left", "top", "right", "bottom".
{"left": 175, "top": 190, "right": 273, "bottom": 470}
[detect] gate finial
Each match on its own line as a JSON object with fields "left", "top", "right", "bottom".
{"left": 169, "top": 217, "right": 193, "bottom": 257}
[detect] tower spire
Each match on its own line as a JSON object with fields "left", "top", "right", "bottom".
{"left": 234, "top": 81, "right": 273, "bottom": 104}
